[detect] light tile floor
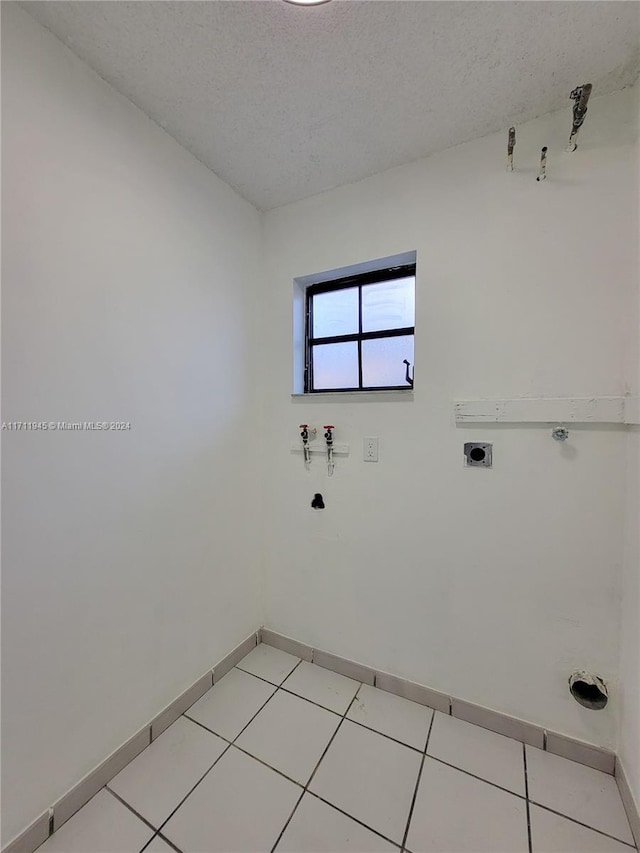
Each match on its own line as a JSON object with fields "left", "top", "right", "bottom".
{"left": 38, "top": 645, "right": 637, "bottom": 853}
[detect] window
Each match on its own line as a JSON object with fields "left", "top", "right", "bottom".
{"left": 304, "top": 264, "right": 415, "bottom": 392}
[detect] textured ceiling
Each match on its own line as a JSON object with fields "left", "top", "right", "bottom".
{"left": 19, "top": 0, "right": 640, "bottom": 210}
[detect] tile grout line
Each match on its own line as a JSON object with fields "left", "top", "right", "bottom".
{"left": 278, "top": 658, "right": 305, "bottom": 688}
{"left": 307, "top": 686, "right": 362, "bottom": 789}
{"left": 148, "top": 743, "right": 234, "bottom": 842}
{"left": 523, "top": 742, "right": 533, "bottom": 853}
{"left": 399, "top": 763, "right": 427, "bottom": 851}
{"left": 423, "top": 709, "right": 436, "bottom": 755}
{"left": 269, "top": 789, "right": 306, "bottom": 853}
{"left": 528, "top": 801, "right": 638, "bottom": 849}
{"left": 184, "top": 711, "right": 304, "bottom": 790}
{"left": 231, "top": 743, "right": 304, "bottom": 788}
{"left": 237, "top": 664, "right": 358, "bottom": 714}
{"left": 265, "top": 675, "right": 436, "bottom": 851}
{"left": 236, "top": 664, "right": 434, "bottom": 755}
{"left": 424, "top": 753, "right": 527, "bottom": 801}
{"left": 144, "top": 659, "right": 307, "bottom": 850}
{"left": 269, "top": 687, "right": 362, "bottom": 853}
{"left": 139, "top": 662, "right": 295, "bottom": 844}
{"left": 155, "top": 831, "right": 184, "bottom": 853}
{"left": 399, "top": 707, "right": 435, "bottom": 852}
{"left": 280, "top": 687, "right": 352, "bottom": 719}
{"left": 305, "top": 790, "right": 403, "bottom": 850}
{"left": 181, "top": 661, "right": 312, "bottom": 790}
{"left": 138, "top": 828, "right": 183, "bottom": 853}
{"left": 104, "top": 786, "right": 159, "bottom": 836}
{"left": 345, "top": 714, "right": 425, "bottom": 754}
{"left": 183, "top": 713, "right": 234, "bottom": 742}
{"left": 156, "top": 832, "right": 183, "bottom": 853}
{"left": 400, "top": 754, "right": 427, "bottom": 850}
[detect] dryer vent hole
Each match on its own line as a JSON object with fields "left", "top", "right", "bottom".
{"left": 568, "top": 671, "right": 608, "bottom": 710}
{"left": 469, "top": 447, "right": 486, "bottom": 462}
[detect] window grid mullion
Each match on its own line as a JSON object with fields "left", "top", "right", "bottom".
{"left": 357, "top": 283, "right": 363, "bottom": 390}
{"left": 308, "top": 327, "right": 415, "bottom": 347}
{"left": 305, "top": 288, "right": 312, "bottom": 393}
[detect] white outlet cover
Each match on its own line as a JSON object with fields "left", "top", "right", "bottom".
{"left": 364, "top": 437, "right": 379, "bottom": 462}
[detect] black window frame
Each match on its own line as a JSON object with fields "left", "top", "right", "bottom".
{"left": 305, "top": 264, "right": 416, "bottom": 393}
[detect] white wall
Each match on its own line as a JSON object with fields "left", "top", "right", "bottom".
{"left": 1, "top": 5, "right": 262, "bottom": 844}
{"left": 620, "top": 427, "right": 640, "bottom": 811}
{"left": 619, "top": 81, "right": 640, "bottom": 814}
{"left": 262, "top": 85, "right": 639, "bottom": 751}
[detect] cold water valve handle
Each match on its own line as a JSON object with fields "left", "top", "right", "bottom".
{"left": 323, "top": 425, "right": 335, "bottom": 477}
{"left": 300, "top": 424, "right": 311, "bottom": 467}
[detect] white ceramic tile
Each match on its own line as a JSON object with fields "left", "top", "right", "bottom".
{"left": 427, "top": 710, "right": 526, "bottom": 795}
{"left": 276, "top": 793, "right": 398, "bottom": 852}
{"left": 406, "top": 757, "right": 529, "bottom": 853}
{"left": 187, "top": 666, "right": 276, "bottom": 740}
{"left": 236, "top": 689, "right": 341, "bottom": 784}
{"left": 39, "top": 790, "right": 153, "bottom": 852}
{"left": 347, "top": 684, "right": 433, "bottom": 750}
{"left": 161, "top": 746, "right": 301, "bottom": 853}
{"left": 144, "top": 835, "right": 175, "bottom": 852}
{"left": 109, "top": 716, "right": 227, "bottom": 827}
{"left": 526, "top": 747, "right": 634, "bottom": 846}
{"left": 309, "top": 720, "right": 421, "bottom": 844}
{"left": 284, "top": 661, "right": 360, "bottom": 714}
{"left": 237, "top": 644, "right": 301, "bottom": 684}
{"left": 530, "top": 805, "right": 634, "bottom": 853}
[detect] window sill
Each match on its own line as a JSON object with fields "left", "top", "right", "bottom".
{"left": 291, "top": 390, "right": 414, "bottom": 402}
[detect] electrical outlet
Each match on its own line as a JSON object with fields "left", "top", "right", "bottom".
{"left": 364, "top": 436, "right": 379, "bottom": 462}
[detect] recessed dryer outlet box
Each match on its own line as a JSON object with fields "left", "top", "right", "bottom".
{"left": 464, "top": 442, "right": 492, "bottom": 468}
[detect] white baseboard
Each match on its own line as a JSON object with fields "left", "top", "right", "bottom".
{"left": 616, "top": 756, "right": 640, "bottom": 848}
